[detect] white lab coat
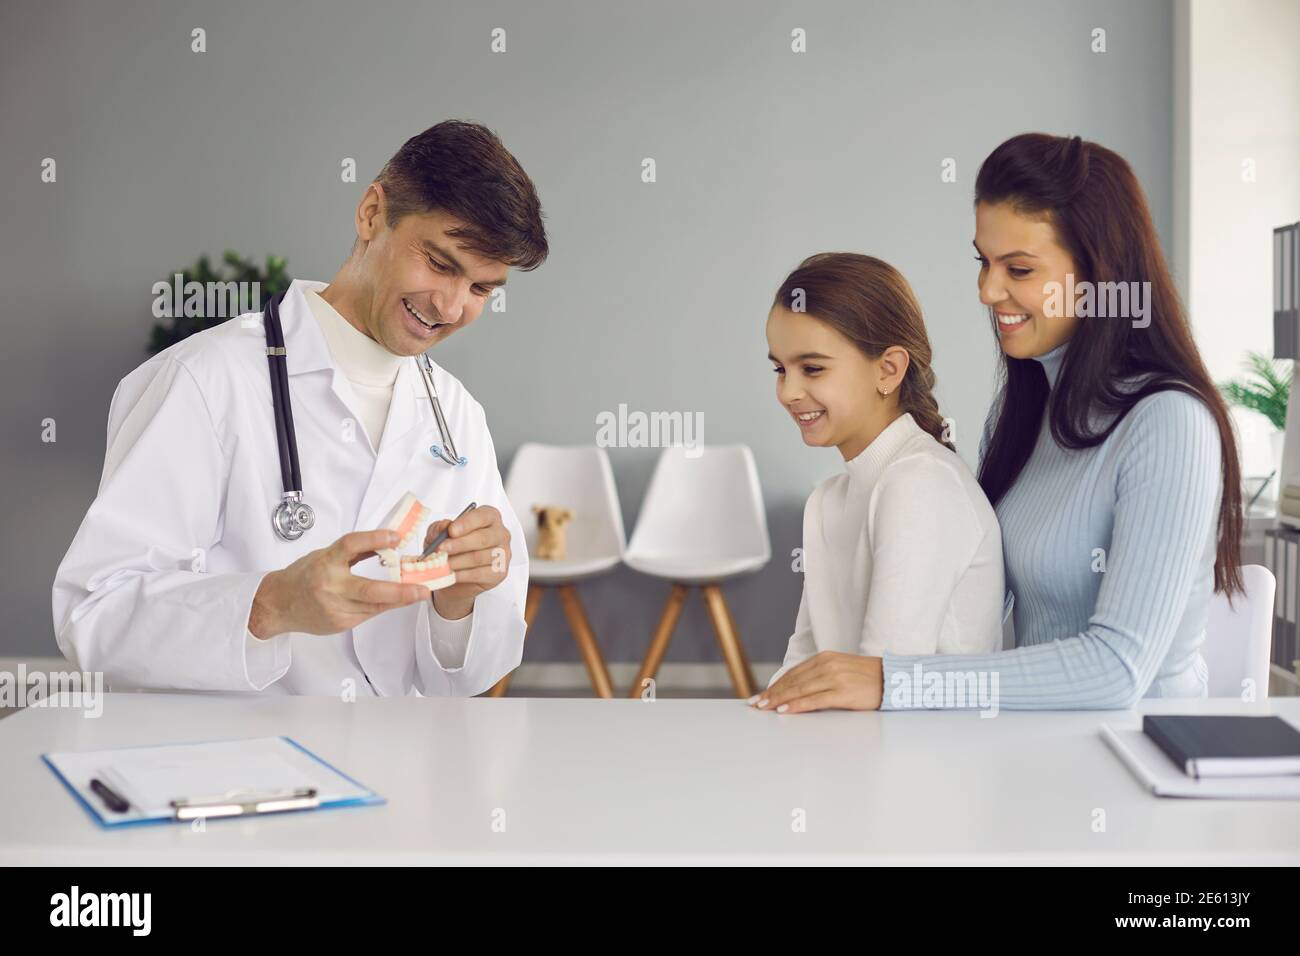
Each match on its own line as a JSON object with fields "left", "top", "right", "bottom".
{"left": 52, "top": 279, "right": 528, "bottom": 697}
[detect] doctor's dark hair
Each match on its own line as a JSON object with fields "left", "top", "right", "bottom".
{"left": 973, "top": 132, "right": 1242, "bottom": 596}
{"left": 373, "top": 120, "right": 548, "bottom": 270}
{"left": 772, "top": 253, "right": 955, "bottom": 453}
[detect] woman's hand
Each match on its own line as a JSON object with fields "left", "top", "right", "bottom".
{"left": 750, "top": 651, "right": 884, "bottom": 713}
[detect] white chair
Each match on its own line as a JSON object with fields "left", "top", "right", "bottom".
{"left": 1203, "top": 564, "right": 1276, "bottom": 698}
{"left": 624, "top": 444, "right": 771, "bottom": 698}
{"left": 490, "top": 444, "right": 626, "bottom": 698}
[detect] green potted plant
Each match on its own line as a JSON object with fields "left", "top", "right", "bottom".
{"left": 148, "top": 251, "right": 290, "bottom": 355}
{"left": 1219, "top": 351, "right": 1292, "bottom": 501}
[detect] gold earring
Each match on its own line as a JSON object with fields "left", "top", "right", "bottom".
{"left": 879, "top": 385, "right": 890, "bottom": 396}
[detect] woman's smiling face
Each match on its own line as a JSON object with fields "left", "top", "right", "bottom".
{"left": 973, "top": 200, "right": 1081, "bottom": 360}
{"left": 767, "top": 304, "right": 883, "bottom": 456}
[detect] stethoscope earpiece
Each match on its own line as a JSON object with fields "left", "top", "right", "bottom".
{"left": 418, "top": 352, "right": 466, "bottom": 468}
{"left": 430, "top": 445, "right": 468, "bottom": 468}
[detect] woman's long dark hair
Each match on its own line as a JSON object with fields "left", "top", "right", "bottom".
{"left": 975, "top": 133, "right": 1242, "bottom": 595}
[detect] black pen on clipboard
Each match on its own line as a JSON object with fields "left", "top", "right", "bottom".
{"left": 90, "top": 777, "right": 130, "bottom": 814}
{"left": 419, "top": 501, "right": 476, "bottom": 559}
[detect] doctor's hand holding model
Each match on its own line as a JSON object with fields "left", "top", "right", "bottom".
{"left": 52, "top": 120, "right": 548, "bottom": 697}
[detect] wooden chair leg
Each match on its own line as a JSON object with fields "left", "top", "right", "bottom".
{"left": 556, "top": 584, "right": 615, "bottom": 699}
{"left": 487, "top": 584, "right": 546, "bottom": 697}
{"left": 629, "top": 584, "right": 689, "bottom": 697}
{"left": 702, "top": 584, "right": 757, "bottom": 699}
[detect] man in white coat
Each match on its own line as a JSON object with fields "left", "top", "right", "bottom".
{"left": 52, "top": 120, "right": 547, "bottom": 697}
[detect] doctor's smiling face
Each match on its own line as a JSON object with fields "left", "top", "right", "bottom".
{"left": 324, "top": 191, "right": 510, "bottom": 357}
{"left": 320, "top": 120, "right": 547, "bottom": 357}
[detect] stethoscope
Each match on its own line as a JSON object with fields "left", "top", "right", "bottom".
{"left": 263, "top": 288, "right": 467, "bottom": 542}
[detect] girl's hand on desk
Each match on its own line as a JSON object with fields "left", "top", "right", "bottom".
{"left": 753, "top": 652, "right": 884, "bottom": 713}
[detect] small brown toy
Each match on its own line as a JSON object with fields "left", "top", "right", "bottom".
{"left": 532, "top": 505, "right": 574, "bottom": 561}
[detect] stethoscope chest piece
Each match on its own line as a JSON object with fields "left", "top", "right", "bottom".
{"left": 272, "top": 494, "right": 316, "bottom": 542}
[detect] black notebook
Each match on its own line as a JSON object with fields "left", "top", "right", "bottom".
{"left": 1142, "top": 715, "right": 1300, "bottom": 779}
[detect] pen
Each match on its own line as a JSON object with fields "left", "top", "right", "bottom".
{"left": 90, "top": 777, "right": 130, "bottom": 814}
{"left": 420, "top": 501, "right": 476, "bottom": 559}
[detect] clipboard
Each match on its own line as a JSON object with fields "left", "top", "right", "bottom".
{"left": 42, "top": 736, "right": 385, "bottom": 828}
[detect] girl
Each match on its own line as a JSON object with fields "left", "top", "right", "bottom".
{"left": 763, "top": 253, "right": 1005, "bottom": 690}
{"left": 757, "top": 134, "right": 1242, "bottom": 714}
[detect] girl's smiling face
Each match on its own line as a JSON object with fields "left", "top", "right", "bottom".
{"left": 767, "top": 305, "right": 903, "bottom": 461}
{"left": 973, "top": 200, "right": 1081, "bottom": 360}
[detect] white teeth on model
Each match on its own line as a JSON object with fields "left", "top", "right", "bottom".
{"left": 403, "top": 299, "right": 439, "bottom": 329}
{"left": 997, "top": 313, "right": 1029, "bottom": 325}
{"left": 796, "top": 411, "right": 823, "bottom": 421}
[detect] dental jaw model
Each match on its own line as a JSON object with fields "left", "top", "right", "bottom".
{"left": 376, "top": 492, "right": 428, "bottom": 567}
{"left": 396, "top": 553, "right": 455, "bottom": 590}
{"left": 376, "top": 492, "right": 457, "bottom": 591}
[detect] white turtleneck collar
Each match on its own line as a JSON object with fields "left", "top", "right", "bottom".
{"left": 844, "top": 412, "right": 925, "bottom": 486}
{"left": 304, "top": 287, "right": 404, "bottom": 387}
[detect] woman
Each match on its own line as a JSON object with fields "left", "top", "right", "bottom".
{"left": 755, "top": 132, "right": 1242, "bottom": 713}
{"left": 763, "top": 253, "right": 1004, "bottom": 688}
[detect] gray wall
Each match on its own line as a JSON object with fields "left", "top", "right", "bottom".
{"left": 0, "top": 0, "right": 1173, "bottom": 665}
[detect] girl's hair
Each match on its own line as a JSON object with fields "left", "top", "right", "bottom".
{"left": 772, "top": 253, "right": 954, "bottom": 452}
{"left": 974, "top": 133, "right": 1242, "bottom": 595}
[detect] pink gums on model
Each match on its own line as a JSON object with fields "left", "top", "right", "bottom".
{"left": 373, "top": 491, "right": 457, "bottom": 591}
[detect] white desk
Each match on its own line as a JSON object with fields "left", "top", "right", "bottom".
{"left": 2, "top": 693, "right": 1299, "bottom": 864}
